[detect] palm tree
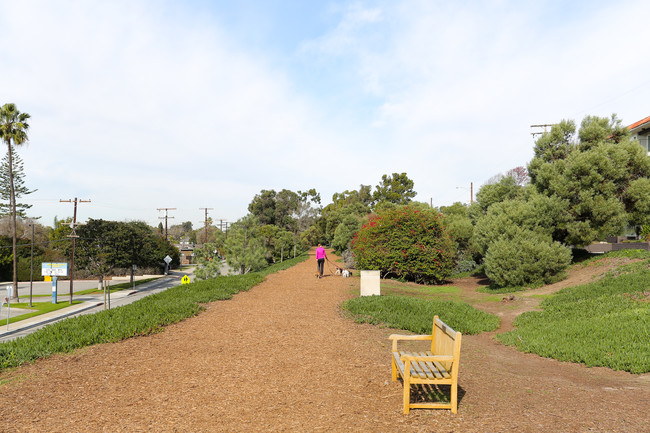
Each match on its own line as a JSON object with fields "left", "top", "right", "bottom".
{"left": 0, "top": 103, "right": 31, "bottom": 300}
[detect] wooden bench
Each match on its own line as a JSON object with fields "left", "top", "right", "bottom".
{"left": 389, "top": 315, "right": 462, "bottom": 414}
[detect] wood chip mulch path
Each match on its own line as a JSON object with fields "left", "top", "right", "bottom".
{"left": 0, "top": 250, "right": 648, "bottom": 432}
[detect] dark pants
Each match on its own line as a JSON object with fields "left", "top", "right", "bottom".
{"left": 317, "top": 258, "right": 325, "bottom": 276}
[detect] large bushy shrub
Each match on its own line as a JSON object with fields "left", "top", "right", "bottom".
{"left": 483, "top": 229, "right": 571, "bottom": 288}
{"left": 351, "top": 206, "right": 456, "bottom": 284}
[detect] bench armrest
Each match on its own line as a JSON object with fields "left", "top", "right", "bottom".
{"left": 388, "top": 333, "right": 433, "bottom": 351}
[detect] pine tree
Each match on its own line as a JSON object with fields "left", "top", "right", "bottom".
{"left": 0, "top": 144, "right": 36, "bottom": 218}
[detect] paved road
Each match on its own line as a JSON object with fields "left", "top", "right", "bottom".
{"left": 0, "top": 269, "right": 194, "bottom": 343}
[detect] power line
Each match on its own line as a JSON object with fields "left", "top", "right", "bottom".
{"left": 199, "top": 208, "right": 213, "bottom": 244}
{"left": 60, "top": 198, "right": 91, "bottom": 304}
{"left": 530, "top": 123, "right": 557, "bottom": 137}
{"left": 157, "top": 208, "right": 176, "bottom": 240}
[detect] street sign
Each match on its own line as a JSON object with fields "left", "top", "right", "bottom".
{"left": 41, "top": 262, "right": 69, "bottom": 277}
{"left": 181, "top": 275, "right": 190, "bottom": 284}
{"left": 163, "top": 255, "right": 172, "bottom": 265}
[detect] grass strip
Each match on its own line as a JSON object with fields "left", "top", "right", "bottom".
{"left": 0, "top": 255, "right": 308, "bottom": 371}
{"left": 342, "top": 295, "right": 500, "bottom": 335}
{"left": 497, "top": 259, "right": 650, "bottom": 374}
{"left": 0, "top": 302, "right": 84, "bottom": 326}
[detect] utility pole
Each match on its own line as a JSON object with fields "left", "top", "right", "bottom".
{"left": 530, "top": 123, "right": 556, "bottom": 137}
{"left": 29, "top": 223, "right": 34, "bottom": 308}
{"left": 157, "top": 208, "right": 176, "bottom": 240}
{"left": 199, "top": 207, "right": 213, "bottom": 244}
{"left": 60, "top": 198, "right": 91, "bottom": 305}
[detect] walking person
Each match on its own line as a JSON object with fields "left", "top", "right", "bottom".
{"left": 316, "top": 244, "right": 327, "bottom": 278}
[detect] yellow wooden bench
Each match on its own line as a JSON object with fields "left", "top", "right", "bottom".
{"left": 389, "top": 315, "right": 462, "bottom": 414}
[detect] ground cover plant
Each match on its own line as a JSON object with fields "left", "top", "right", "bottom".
{"left": 342, "top": 295, "right": 500, "bottom": 335}
{"left": 0, "top": 255, "right": 307, "bottom": 370}
{"left": 498, "top": 259, "right": 650, "bottom": 374}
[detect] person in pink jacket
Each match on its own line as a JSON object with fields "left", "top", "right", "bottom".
{"left": 316, "top": 244, "right": 327, "bottom": 278}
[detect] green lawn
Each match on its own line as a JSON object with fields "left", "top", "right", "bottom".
{"left": 342, "top": 295, "right": 500, "bottom": 335}
{"left": 0, "top": 301, "right": 83, "bottom": 326}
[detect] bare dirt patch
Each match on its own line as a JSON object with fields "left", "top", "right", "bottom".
{"left": 0, "top": 252, "right": 647, "bottom": 432}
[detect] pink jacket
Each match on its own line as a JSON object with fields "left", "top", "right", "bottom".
{"left": 316, "top": 246, "right": 327, "bottom": 260}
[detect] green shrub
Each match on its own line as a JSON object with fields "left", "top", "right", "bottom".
{"left": 351, "top": 206, "right": 456, "bottom": 284}
{"left": 343, "top": 295, "right": 499, "bottom": 335}
{"left": 484, "top": 229, "right": 571, "bottom": 288}
{"left": 641, "top": 225, "right": 650, "bottom": 241}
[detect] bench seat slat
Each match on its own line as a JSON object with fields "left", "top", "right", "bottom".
{"left": 395, "top": 351, "right": 450, "bottom": 380}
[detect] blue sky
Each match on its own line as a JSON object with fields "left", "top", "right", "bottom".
{"left": 1, "top": 0, "right": 649, "bottom": 229}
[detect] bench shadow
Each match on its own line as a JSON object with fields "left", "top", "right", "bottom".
{"left": 399, "top": 380, "right": 467, "bottom": 409}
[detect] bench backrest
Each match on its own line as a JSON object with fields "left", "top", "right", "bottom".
{"left": 431, "top": 315, "right": 461, "bottom": 371}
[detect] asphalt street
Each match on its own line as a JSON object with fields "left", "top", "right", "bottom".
{"left": 0, "top": 269, "right": 193, "bottom": 343}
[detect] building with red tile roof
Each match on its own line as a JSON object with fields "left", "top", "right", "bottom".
{"left": 627, "top": 116, "right": 650, "bottom": 155}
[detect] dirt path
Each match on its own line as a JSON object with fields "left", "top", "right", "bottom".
{"left": 0, "top": 252, "right": 648, "bottom": 432}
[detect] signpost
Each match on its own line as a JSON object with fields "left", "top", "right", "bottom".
{"left": 164, "top": 255, "right": 172, "bottom": 275}
{"left": 4, "top": 285, "right": 12, "bottom": 330}
{"left": 41, "top": 263, "right": 69, "bottom": 304}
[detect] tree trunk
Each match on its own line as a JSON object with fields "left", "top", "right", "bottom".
{"left": 7, "top": 141, "right": 18, "bottom": 301}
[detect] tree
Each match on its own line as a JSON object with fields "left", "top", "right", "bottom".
{"left": 475, "top": 175, "right": 524, "bottom": 213}
{"left": 372, "top": 173, "right": 416, "bottom": 205}
{"left": 0, "top": 144, "right": 36, "bottom": 218}
{"left": 0, "top": 103, "right": 30, "bottom": 299}
{"left": 505, "top": 166, "right": 530, "bottom": 186}
{"left": 440, "top": 202, "right": 474, "bottom": 254}
{"left": 193, "top": 242, "right": 222, "bottom": 280}
{"left": 528, "top": 116, "right": 650, "bottom": 246}
{"left": 75, "top": 219, "right": 180, "bottom": 277}
{"left": 248, "top": 189, "right": 302, "bottom": 232}
{"left": 225, "top": 215, "right": 266, "bottom": 274}
{"left": 75, "top": 219, "right": 119, "bottom": 288}
{"left": 331, "top": 214, "right": 362, "bottom": 254}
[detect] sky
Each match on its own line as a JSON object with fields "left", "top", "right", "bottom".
{"left": 1, "top": 0, "right": 649, "bottom": 229}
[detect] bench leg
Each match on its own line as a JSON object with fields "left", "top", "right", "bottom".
{"left": 403, "top": 361, "right": 411, "bottom": 414}
{"left": 391, "top": 358, "right": 397, "bottom": 381}
{"left": 451, "top": 380, "right": 458, "bottom": 414}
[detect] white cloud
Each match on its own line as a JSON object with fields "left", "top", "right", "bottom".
{"left": 299, "top": 0, "right": 650, "bottom": 203}
{"left": 2, "top": 0, "right": 649, "bottom": 229}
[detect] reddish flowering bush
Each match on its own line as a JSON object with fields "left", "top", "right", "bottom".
{"left": 351, "top": 206, "right": 456, "bottom": 284}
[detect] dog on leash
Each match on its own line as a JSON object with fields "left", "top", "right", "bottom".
{"left": 331, "top": 267, "right": 352, "bottom": 278}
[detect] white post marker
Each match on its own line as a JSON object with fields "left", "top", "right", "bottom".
{"left": 360, "top": 270, "right": 381, "bottom": 296}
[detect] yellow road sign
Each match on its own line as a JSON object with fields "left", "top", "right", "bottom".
{"left": 181, "top": 275, "right": 191, "bottom": 285}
